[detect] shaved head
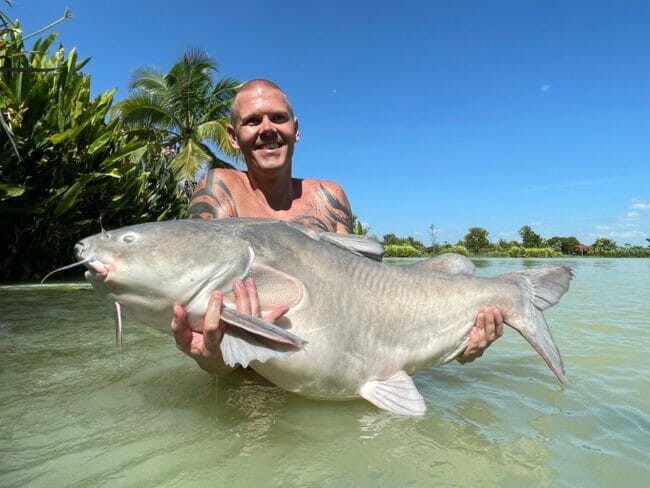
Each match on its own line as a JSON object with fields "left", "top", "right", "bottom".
{"left": 230, "top": 79, "right": 294, "bottom": 126}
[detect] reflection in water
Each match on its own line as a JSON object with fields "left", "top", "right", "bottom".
{"left": 1, "top": 258, "right": 650, "bottom": 487}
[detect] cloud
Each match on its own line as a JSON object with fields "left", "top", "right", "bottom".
{"left": 626, "top": 212, "right": 640, "bottom": 221}
{"left": 529, "top": 221, "right": 543, "bottom": 227}
{"left": 596, "top": 225, "right": 610, "bottom": 230}
{"left": 540, "top": 84, "right": 551, "bottom": 92}
{"left": 631, "top": 199, "right": 650, "bottom": 209}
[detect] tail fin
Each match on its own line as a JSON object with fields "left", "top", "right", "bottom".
{"left": 502, "top": 266, "right": 573, "bottom": 385}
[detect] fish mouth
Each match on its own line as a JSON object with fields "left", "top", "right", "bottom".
{"left": 85, "top": 258, "right": 109, "bottom": 276}
{"left": 74, "top": 241, "right": 111, "bottom": 280}
{"left": 78, "top": 258, "right": 112, "bottom": 286}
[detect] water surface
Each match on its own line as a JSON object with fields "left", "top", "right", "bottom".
{"left": 1, "top": 258, "right": 649, "bottom": 487}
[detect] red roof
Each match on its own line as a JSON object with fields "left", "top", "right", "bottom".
{"left": 574, "top": 244, "right": 591, "bottom": 250}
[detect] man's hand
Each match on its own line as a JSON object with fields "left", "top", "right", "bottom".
{"left": 171, "top": 278, "right": 289, "bottom": 376}
{"left": 456, "top": 307, "right": 504, "bottom": 364}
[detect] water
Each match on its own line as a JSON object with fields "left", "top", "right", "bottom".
{"left": 1, "top": 258, "right": 649, "bottom": 487}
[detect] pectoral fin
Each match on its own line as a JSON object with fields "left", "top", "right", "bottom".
{"left": 220, "top": 328, "right": 298, "bottom": 368}
{"left": 220, "top": 307, "right": 308, "bottom": 348}
{"left": 359, "top": 371, "right": 426, "bottom": 416}
{"left": 218, "top": 307, "right": 308, "bottom": 368}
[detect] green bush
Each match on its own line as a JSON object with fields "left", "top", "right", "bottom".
{"left": 384, "top": 244, "right": 424, "bottom": 258}
{"left": 445, "top": 245, "right": 469, "bottom": 257}
{"left": 508, "top": 246, "right": 562, "bottom": 258}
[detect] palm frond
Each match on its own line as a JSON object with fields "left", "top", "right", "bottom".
{"left": 128, "top": 67, "right": 167, "bottom": 92}
{"left": 176, "top": 48, "right": 216, "bottom": 73}
{"left": 195, "top": 119, "right": 240, "bottom": 160}
{"left": 170, "top": 138, "right": 213, "bottom": 180}
{"left": 112, "top": 91, "right": 174, "bottom": 129}
{"left": 206, "top": 78, "right": 242, "bottom": 119}
{"left": 110, "top": 48, "right": 241, "bottom": 182}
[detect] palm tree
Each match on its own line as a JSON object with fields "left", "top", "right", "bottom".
{"left": 112, "top": 49, "right": 241, "bottom": 183}
{"left": 351, "top": 214, "right": 370, "bottom": 235}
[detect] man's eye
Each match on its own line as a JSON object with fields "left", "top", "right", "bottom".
{"left": 272, "top": 115, "right": 288, "bottom": 123}
{"left": 245, "top": 117, "right": 261, "bottom": 125}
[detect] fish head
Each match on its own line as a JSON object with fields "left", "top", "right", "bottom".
{"left": 75, "top": 221, "right": 254, "bottom": 317}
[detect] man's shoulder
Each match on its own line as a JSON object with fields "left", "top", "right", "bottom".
{"left": 300, "top": 178, "right": 346, "bottom": 195}
{"left": 202, "top": 168, "right": 245, "bottom": 184}
{"left": 297, "top": 178, "right": 352, "bottom": 233}
{"left": 188, "top": 168, "right": 246, "bottom": 219}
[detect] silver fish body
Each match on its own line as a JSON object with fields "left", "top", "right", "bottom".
{"left": 76, "top": 218, "right": 572, "bottom": 415}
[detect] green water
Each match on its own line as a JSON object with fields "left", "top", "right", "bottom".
{"left": 1, "top": 258, "right": 649, "bottom": 487}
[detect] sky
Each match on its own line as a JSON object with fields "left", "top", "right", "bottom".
{"left": 9, "top": 0, "right": 650, "bottom": 246}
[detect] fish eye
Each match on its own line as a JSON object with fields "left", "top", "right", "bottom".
{"left": 122, "top": 234, "right": 136, "bottom": 244}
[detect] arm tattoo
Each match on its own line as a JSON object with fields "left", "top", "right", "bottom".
{"left": 187, "top": 171, "right": 238, "bottom": 219}
{"left": 310, "top": 184, "right": 354, "bottom": 232}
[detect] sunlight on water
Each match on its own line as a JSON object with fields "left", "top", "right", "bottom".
{"left": 1, "top": 258, "right": 649, "bottom": 487}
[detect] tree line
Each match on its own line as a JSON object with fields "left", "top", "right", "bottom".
{"left": 381, "top": 225, "right": 650, "bottom": 258}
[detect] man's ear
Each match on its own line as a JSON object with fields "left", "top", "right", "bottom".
{"left": 227, "top": 124, "right": 240, "bottom": 149}
{"left": 294, "top": 117, "right": 300, "bottom": 142}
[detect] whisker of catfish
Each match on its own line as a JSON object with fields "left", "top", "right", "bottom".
{"left": 41, "top": 258, "right": 92, "bottom": 284}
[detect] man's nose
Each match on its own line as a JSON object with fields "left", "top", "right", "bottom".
{"left": 259, "top": 116, "right": 277, "bottom": 134}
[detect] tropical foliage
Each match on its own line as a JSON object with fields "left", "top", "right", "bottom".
{"left": 381, "top": 234, "right": 426, "bottom": 257}
{"left": 351, "top": 214, "right": 370, "bottom": 235}
{"left": 546, "top": 236, "right": 580, "bottom": 254}
{"left": 382, "top": 226, "right": 650, "bottom": 258}
{"left": 519, "top": 225, "right": 542, "bottom": 248}
{"left": 383, "top": 244, "right": 424, "bottom": 258}
{"left": 589, "top": 238, "right": 649, "bottom": 257}
{"left": 0, "top": 24, "right": 186, "bottom": 281}
{"left": 436, "top": 244, "right": 469, "bottom": 257}
{"left": 463, "top": 227, "right": 490, "bottom": 254}
{"left": 112, "top": 49, "right": 241, "bottom": 183}
{"left": 507, "top": 246, "right": 562, "bottom": 258}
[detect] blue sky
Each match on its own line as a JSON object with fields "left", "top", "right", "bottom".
{"left": 10, "top": 0, "right": 650, "bottom": 245}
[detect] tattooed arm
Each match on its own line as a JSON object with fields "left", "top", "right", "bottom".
{"left": 290, "top": 181, "right": 354, "bottom": 233}
{"left": 187, "top": 169, "right": 239, "bottom": 219}
{"left": 317, "top": 182, "right": 354, "bottom": 233}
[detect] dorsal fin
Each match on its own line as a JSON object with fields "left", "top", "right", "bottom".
{"left": 285, "top": 222, "right": 385, "bottom": 261}
{"left": 409, "top": 253, "right": 475, "bottom": 275}
{"left": 320, "top": 232, "right": 385, "bottom": 261}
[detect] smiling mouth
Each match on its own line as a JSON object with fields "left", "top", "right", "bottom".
{"left": 259, "top": 142, "right": 281, "bottom": 150}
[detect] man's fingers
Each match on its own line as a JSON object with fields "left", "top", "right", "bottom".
{"left": 245, "top": 278, "right": 261, "bottom": 317}
{"left": 483, "top": 307, "right": 497, "bottom": 342}
{"left": 203, "top": 291, "right": 224, "bottom": 353}
{"left": 475, "top": 311, "right": 488, "bottom": 349}
{"left": 494, "top": 308, "right": 504, "bottom": 337}
{"left": 233, "top": 278, "right": 251, "bottom": 315}
{"left": 171, "top": 304, "right": 192, "bottom": 352}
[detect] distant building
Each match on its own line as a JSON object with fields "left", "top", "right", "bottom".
{"left": 574, "top": 244, "right": 591, "bottom": 256}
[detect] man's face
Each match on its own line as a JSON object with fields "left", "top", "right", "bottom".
{"left": 227, "top": 85, "right": 299, "bottom": 173}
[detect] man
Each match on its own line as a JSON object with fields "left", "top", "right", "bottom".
{"left": 171, "top": 79, "right": 503, "bottom": 377}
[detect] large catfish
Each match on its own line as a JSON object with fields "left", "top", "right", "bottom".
{"left": 65, "top": 219, "right": 573, "bottom": 416}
